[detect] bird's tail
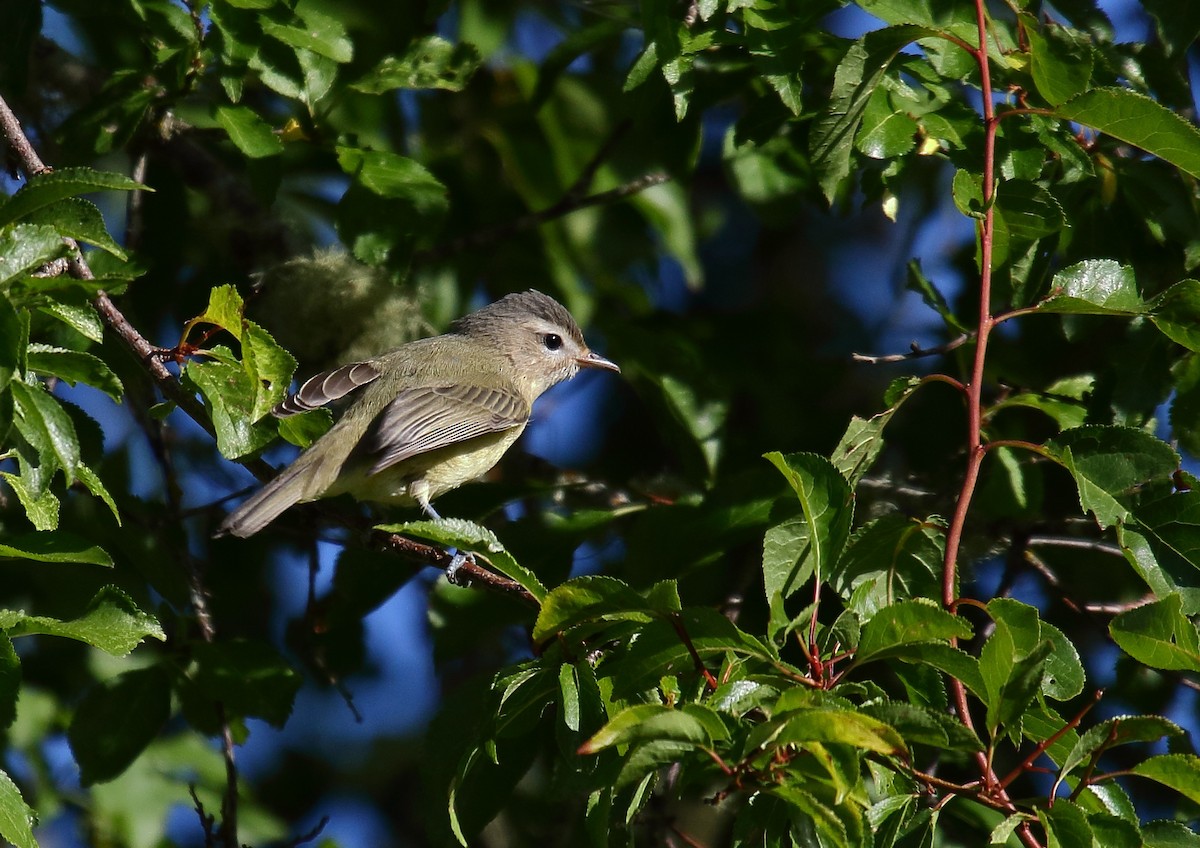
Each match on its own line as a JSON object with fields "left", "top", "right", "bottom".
{"left": 214, "top": 447, "right": 338, "bottom": 538}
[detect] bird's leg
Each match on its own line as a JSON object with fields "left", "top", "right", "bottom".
{"left": 419, "top": 496, "right": 475, "bottom": 583}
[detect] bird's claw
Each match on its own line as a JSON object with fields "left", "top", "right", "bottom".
{"left": 446, "top": 550, "right": 476, "bottom": 585}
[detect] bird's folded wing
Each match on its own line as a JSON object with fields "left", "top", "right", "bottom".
{"left": 361, "top": 384, "right": 529, "bottom": 474}
{"left": 273, "top": 361, "right": 382, "bottom": 417}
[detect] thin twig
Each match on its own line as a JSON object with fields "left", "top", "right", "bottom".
{"left": 852, "top": 332, "right": 971, "bottom": 364}
{"left": 669, "top": 613, "right": 720, "bottom": 691}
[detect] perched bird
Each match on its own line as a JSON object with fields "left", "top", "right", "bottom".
{"left": 216, "top": 290, "right": 619, "bottom": 538}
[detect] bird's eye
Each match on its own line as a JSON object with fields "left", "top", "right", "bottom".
{"left": 543, "top": 333, "right": 563, "bottom": 351}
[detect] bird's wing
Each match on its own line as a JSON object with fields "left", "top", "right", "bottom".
{"left": 273, "top": 361, "right": 382, "bottom": 417}
{"left": 360, "top": 384, "right": 529, "bottom": 475}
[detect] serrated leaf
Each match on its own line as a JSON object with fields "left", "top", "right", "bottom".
{"left": 1026, "top": 20, "right": 1093, "bottom": 106}
{"left": 771, "top": 708, "right": 907, "bottom": 756}
{"left": 351, "top": 36, "right": 481, "bottom": 93}
{"left": 20, "top": 196, "right": 127, "bottom": 259}
{"left": 1046, "top": 426, "right": 1179, "bottom": 528}
{"left": 833, "top": 515, "right": 944, "bottom": 620}
{"left": 579, "top": 703, "right": 727, "bottom": 754}
{"left": 1131, "top": 754, "right": 1200, "bottom": 805}
{"left": 1056, "top": 87, "right": 1200, "bottom": 180}
{"left": 1041, "top": 259, "right": 1146, "bottom": 315}
{"left": 1037, "top": 800, "right": 1094, "bottom": 848}
{"left": 1110, "top": 594, "right": 1200, "bottom": 672}
{"left": 532, "top": 575, "right": 667, "bottom": 643}
{"left": 215, "top": 104, "right": 284, "bottom": 158}
{"left": 0, "top": 531, "right": 112, "bottom": 565}
{"left": 1150, "top": 279, "right": 1200, "bottom": 352}
{"left": 241, "top": 320, "right": 295, "bottom": 419}
{"left": 184, "top": 349, "right": 277, "bottom": 459}
{"left": 0, "top": 769, "right": 37, "bottom": 848}
{"left": 856, "top": 600, "right": 973, "bottom": 662}
{"left": 0, "top": 223, "right": 67, "bottom": 286}
{"left": 0, "top": 585, "right": 164, "bottom": 655}
{"left": 1058, "top": 715, "right": 1185, "bottom": 785}
{"left": 763, "top": 452, "right": 854, "bottom": 584}
{"left": 0, "top": 167, "right": 146, "bottom": 228}
{"left": 861, "top": 701, "right": 984, "bottom": 752}
{"left": 11, "top": 378, "right": 80, "bottom": 486}
{"left": 260, "top": 7, "right": 351, "bottom": 62}
{"left": 194, "top": 284, "right": 245, "bottom": 341}
{"left": 831, "top": 378, "right": 921, "bottom": 485}
{"left": 381, "top": 517, "right": 547, "bottom": 601}
{"left": 0, "top": 470, "right": 59, "bottom": 530}
{"left": 811, "top": 25, "right": 940, "bottom": 202}
{"left": 75, "top": 462, "right": 121, "bottom": 525}
{"left": 38, "top": 298, "right": 104, "bottom": 342}
{"left": 67, "top": 666, "right": 170, "bottom": 785}
{"left": 27, "top": 344, "right": 123, "bottom": 401}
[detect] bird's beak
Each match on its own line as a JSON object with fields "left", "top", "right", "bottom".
{"left": 578, "top": 350, "right": 620, "bottom": 373}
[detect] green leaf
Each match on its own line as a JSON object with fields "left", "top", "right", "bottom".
{"left": 215, "top": 104, "right": 284, "bottom": 158}
{"left": 989, "top": 598, "right": 1084, "bottom": 701}
{"left": 856, "top": 599, "right": 972, "bottom": 662}
{"left": 0, "top": 531, "right": 112, "bottom": 565}
{"left": 1045, "top": 426, "right": 1179, "bottom": 528}
{"left": 1058, "top": 715, "right": 1185, "bottom": 782}
{"left": 1150, "top": 279, "right": 1200, "bottom": 352}
{"left": 762, "top": 516, "right": 813, "bottom": 640}
{"left": 20, "top": 196, "right": 127, "bottom": 259}
{"left": 1025, "top": 19, "right": 1093, "bottom": 106}
{"left": 0, "top": 167, "right": 146, "bottom": 228}
{"left": 830, "top": 377, "right": 921, "bottom": 485}
{"left": 184, "top": 347, "right": 278, "bottom": 459}
{"left": 0, "top": 470, "right": 59, "bottom": 530}
{"left": 0, "top": 223, "right": 67, "bottom": 287}
{"left": 771, "top": 708, "right": 907, "bottom": 756}
{"left": 38, "top": 296, "right": 104, "bottom": 342}
{"left": 352, "top": 36, "right": 482, "bottom": 93}
{"left": 0, "top": 294, "right": 20, "bottom": 393}
{"left": 533, "top": 576, "right": 676, "bottom": 644}
{"left": 241, "top": 320, "right": 296, "bottom": 420}
{"left": 27, "top": 344, "right": 123, "bottom": 401}
{"left": 76, "top": 462, "right": 121, "bottom": 525}
{"left": 194, "top": 283, "right": 246, "bottom": 340}
{"left": 811, "top": 25, "right": 939, "bottom": 202}
{"left": 1037, "top": 800, "right": 1094, "bottom": 848}
{"left": 832, "top": 515, "right": 943, "bottom": 619}
{"left": 1143, "top": 820, "right": 1200, "bottom": 847}
{"left": 1040, "top": 260, "right": 1146, "bottom": 316}
{"left": 0, "top": 634, "right": 17, "bottom": 730}
{"left": 0, "top": 585, "right": 165, "bottom": 656}
{"left": 11, "top": 378, "right": 81, "bottom": 486}
{"left": 1110, "top": 594, "right": 1200, "bottom": 672}
{"left": 382, "top": 518, "right": 547, "bottom": 602}
{"left": 860, "top": 701, "right": 983, "bottom": 752}
{"left": 0, "top": 769, "right": 37, "bottom": 848}
{"left": 763, "top": 452, "right": 854, "bottom": 582}
{"left": 260, "top": 6, "right": 352, "bottom": 63}
{"left": 856, "top": 86, "right": 918, "bottom": 159}
{"left": 1130, "top": 754, "right": 1200, "bottom": 805}
{"left": 1056, "top": 88, "right": 1200, "bottom": 180}
{"left": 579, "top": 703, "right": 728, "bottom": 754}
{"left": 67, "top": 666, "right": 170, "bottom": 785}
{"left": 189, "top": 639, "right": 302, "bottom": 727}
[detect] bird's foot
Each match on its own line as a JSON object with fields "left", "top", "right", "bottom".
{"left": 445, "top": 549, "right": 476, "bottom": 585}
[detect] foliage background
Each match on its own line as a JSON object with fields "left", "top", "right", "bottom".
{"left": 2, "top": 0, "right": 1200, "bottom": 846}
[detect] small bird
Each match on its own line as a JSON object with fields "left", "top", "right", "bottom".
{"left": 216, "top": 290, "right": 619, "bottom": 538}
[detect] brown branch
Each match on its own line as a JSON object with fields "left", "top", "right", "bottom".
{"left": 669, "top": 613, "right": 720, "bottom": 691}
{"left": 375, "top": 531, "right": 538, "bottom": 606}
{"left": 851, "top": 332, "right": 971, "bottom": 364}
{"left": 999, "top": 690, "right": 1102, "bottom": 790}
